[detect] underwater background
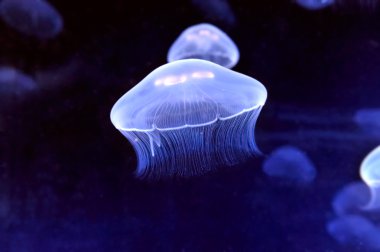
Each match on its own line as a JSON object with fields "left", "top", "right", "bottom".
{"left": 2, "top": 0, "right": 380, "bottom": 251}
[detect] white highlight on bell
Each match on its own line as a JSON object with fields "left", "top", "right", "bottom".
{"left": 360, "top": 145, "right": 380, "bottom": 210}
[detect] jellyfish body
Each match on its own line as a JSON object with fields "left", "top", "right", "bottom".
{"left": 262, "top": 145, "right": 317, "bottom": 184}
{"left": 360, "top": 146, "right": 380, "bottom": 210}
{"left": 110, "top": 59, "right": 267, "bottom": 179}
{"left": 0, "top": 0, "right": 63, "bottom": 39}
{"left": 167, "top": 23, "right": 239, "bottom": 69}
{"left": 326, "top": 215, "right": 380, "bottom": 250}
{"left": 295, "top": 0, "right": 335, "bottom": 10}
{"left": 332, "top": 182, "right": 371, "bottom": 216}
{"left": 0, "top": 66, "right": 36, "bottom": 96}
{"left": 354, "top": 108, "right": 380, "bottom": 137}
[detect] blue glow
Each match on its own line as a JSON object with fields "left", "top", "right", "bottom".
{"left": 354, "top": 108, "right": 380, "bottom": 137}
{"left": 296, "top": 0, "right": 334, "bottom": 10}
{"left": 0, "top": 0, "right": 63, "bottom": 39}
{"left": 110, "top": 59, "right": 267, "bottom": 179}
{"left": 0, "top": 66, "right": 36, "bottom": 96}
{"left": 262, "top": 145, "right": 317, "bottom": 184}
{"left": 167, "top": 23, "right": 240, "bottom": 69}
{"left": 327, "top": 215, "right": 380, "bottom": 250}
{"left": 360, "top": 145, "right": 380, "bottom": 210}
{"left": 332, "top": 182, "right": 370, "bottom": 216}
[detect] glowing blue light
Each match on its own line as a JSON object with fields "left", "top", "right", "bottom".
{"left": 360, "top": 145, "right": 380, "bottom": 210}
{"left": 167, "top": 23, "right": 239, "bottom": 69}
{"left": 262, "top": 145, "right": 317, "bottom": 184}
{"left": 0, "top": 0, "right": 63, "bottom": 39}
{"left": 110, "top": 59, "right": 267, "bottom": 179}
{"left": 0, "top": 66, "right": 36, "bottom": 96}
{"left": 354, "top": 108, "right": 380, "bottom": 137}
{"left": 295, "top": 0, "right": 334, "bottom": 10}
{"left": 332, "top": 182, "right": 370, "bottom": 216}
{"left": 327, "top": 215, "right": 380, "bottom": 250}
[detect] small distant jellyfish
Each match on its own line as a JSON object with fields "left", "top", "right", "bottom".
{"left": 326, "top": 215, "right": 380, "bottom": 250}
{"left": 0, "top": 0, "right": 63, "bottom": 39}
{"left": 167, "top": 23, "right": 240, "bottom": 69}
{"left": 262, "top": 145, "right": 317, "bottom": 184}
{"left": 360, "top": 145, "right": 380, "bottom": 210}
{"left": 192, "top": 0, "right": 236, "bottom": 27}
{"left": 110, "top": 59, "right": 267, "bottom": 179}
{"left": 295, "top": 0, "right": 335, "bottom": 10}
{"left": 0, "top": 66, "right": 36, "bottom": 96}
{"left": 332, "top": 182, "right": 371, "bottom": 216}
{"left": 353, "top": 108, "right": 380, "bottom": 137}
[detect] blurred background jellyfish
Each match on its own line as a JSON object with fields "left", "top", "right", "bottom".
{"left": 167, "top": 23, "right": 240, "bottom": 69}
{"left": 0, "top": 66, "right": 36, "bottom": 97}
{"left": 353, "top": 108, "right": 380, "bottom": 138}
{"left": 326, "top": 215, "right": 380, "bottom": 251}
{"left": 262, "top": 145, "right": 317, "bottom": 184}
{"left": 0, "top": 0, "right": 63, "bottom": 39}
{"left": 332, "top": 181, "right": 371, "bottom": 216}
{"left": 360, "top": 145, "right": 380, "bottom": 210}
{"left": 110, "top": 59, "right": 267, "bottom": 179}
{"left": 192, "top": 0, "right": 236, "bottom": 27}
{"left": 295, "top": 0, "right": 335, "bottom": 10}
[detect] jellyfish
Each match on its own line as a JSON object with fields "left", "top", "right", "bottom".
{"left": 332, "top": 182, "right": 371, "bottom": 216}
{"left": 353, "top": 108, "right": 380, "bottom": 137}
{"left": 0, "top": 66, "right": 36, "bottom": 96}
{"left": 295, "top": 0, "right": 335, "bottom": 10}
{"left": 326, "top": 215, "right": 380, "bottom": 250}
{"left": 0, "top": 0, "right": 63, "bottom": 39}
{"left": 262, "top": 145, "right": 317, "bottom": 184}
{"left": 360, "top": 145, "right": 380, "bottom": 210}
{"left": 167, "top": 23, "right": 240, "bottom": 69}
{"left": 192, "top": 0, "right": 236, "bottom": 27}
{"left": 110, "top": 59, "right": 267, "bottom": 179}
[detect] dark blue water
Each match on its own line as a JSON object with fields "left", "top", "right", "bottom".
{"left": 1, "top": 0, "right": 380, "bottom": 251}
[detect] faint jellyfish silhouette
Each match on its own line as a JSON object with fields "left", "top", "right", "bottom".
{"left": 326, "top": 215, "right": 380, "bottom": 250}
{"left": 167, "top": 23, "right": 240, "bottom": 69}
{"left": 110, "top": 59, "right": 267, "bottom": 179}
{"left": 295, "top": 0, "right": 335, "bottom": 10}
{"left": 192, "top": 0, "right": 236, "bottom": 27}
{"left": 0, "top": 66, "right": 36, "bottom": 96}
{"left": 332, "top": 181, "right": 371, "bottom": 216}
{"left": 360, "top": 145, "right": 380, "bottom": 210}
{"left": 0, "top": 0, "right": 63, "bottom": 39}
{"left": 353, "top": 108, "right": 380, "bottom": 137}
{"left": 262, "top": 145, "right": 317, "bottom": 184}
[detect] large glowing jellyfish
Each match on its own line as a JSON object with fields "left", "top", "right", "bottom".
{"left": 167, "top": 23, "right": 239, "bottom": 69}
{"left": 360, "top": 145, "right": 380, "bottom": 210}
{"left": 262, "top": 145, "right": 317, "bottom": 184}
{"left": 110, "top": 59, "right": 267, "bottom": 179}
{"left": 0, "top": 0, "right": 63, "bottom": 39}
{"left": 295, "top": 0, "right": 335, "bottom": 10}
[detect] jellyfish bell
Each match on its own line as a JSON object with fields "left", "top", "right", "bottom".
{"left": 360, "top": 145, "right": 380, "bottom": 210}
{"left": 167, "top": 23, "right": 240, "bottom": 69}
{"left": 0, "top": 0, "right": 63, "bottom": 39}
{"left": 326, "top": 215, "right": 380, "bottom": 250}
{"left": 332, "top": 181, "right": 371, "bottom": 216}
{"left": 110, "top": 59, "right": 267, "bottom": 179}
{"left": 295, "top": 0, "right": 335, "bottom": 10}
{"left": 0, "top": 66, "right": 36, "bottom": 97}
{"left": 262, "top": 145, "right": 317, "bottom": 185}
